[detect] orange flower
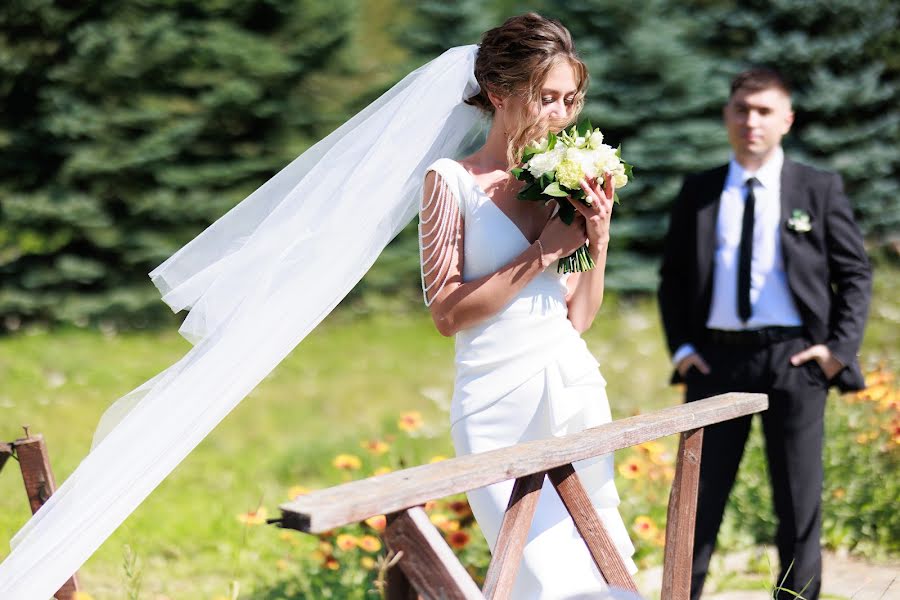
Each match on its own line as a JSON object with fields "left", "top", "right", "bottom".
{"left": 618, "top": 457, "right": 644, "bottom": 479}
{"left": 360, "top": 439, "right": 390, "bottom": 455}
{"left": 638, "top": 441, "right": 673, "bottom": 466}
{"left": 237, "top": 507, "right": 268, "bottom": 526}
{"left": 864, "top": 368, "right": 894, "bottom": 388}
{"left": 332, "top": 454, "right": 362, "bottom": 470}
{"left": 287, "top": 485, "right": 310, "bottom": 500}
{"left": 324, "top": 555, "right": 340, "bottom": 570}
{"left": 654, "top": 530, "right": 667, "bottom": 547}
{"left": 373, "top": 466, "right": 393, "bottom": 476}
{"left": 360, "top": 556, "right": 377, "bottom": 570}
{"left": 365, "top": 514, "right": 387, "bottom": 532}
{"left": 632, "top": 515, "right": 659, "bottom": 540}
{"left": 832, "top": 488, "right": 846, "bottom": 500}
{"left": 448, "top": 500, "right": 472, "bottom": 518}
{"left": 335, "top": 533, "right": 358, "bottom": 551}
{"left": 358, "top": 535, "right": 383, "bottom": 552}
{"left": 318, "top": 540, "right": 334, "bottom": 555}
{"left": 448, "top": 530, "right": 471, "bottom": 549}
{"left": 424, "top": 500, "right": 438, "bottom": 512}
{"left": 398, "top": 411, "right": 424, "bottom": 432}
{"left": 430, "top": 513, "right": 460, "bottom": 533}
{"left": 637, "top": 440, "right": 664, "bottom": 456}
{"left": 279, "top": 530, "right": 300, "bottom": 546}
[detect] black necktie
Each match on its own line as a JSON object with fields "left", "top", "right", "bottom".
{"left": 737, "top": 177, "right": 758, "bottom": 323}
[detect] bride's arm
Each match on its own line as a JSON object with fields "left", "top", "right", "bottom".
{"left": 421, "top": 171, "right": 582, "bottom": 337}
{"left": 565, "top": 174, "right": 614, "bottom": 333}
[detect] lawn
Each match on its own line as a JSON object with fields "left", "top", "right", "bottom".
{"left": 1, "top": 268, "right": 896, "bottom": 598}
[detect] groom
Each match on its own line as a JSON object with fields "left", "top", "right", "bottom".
{"left": 657, "top": 67, "right": 871, "bottom": 599}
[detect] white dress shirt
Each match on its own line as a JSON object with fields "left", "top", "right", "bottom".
{"left": 673, "top": 147, "right": 803, "bottom": 365}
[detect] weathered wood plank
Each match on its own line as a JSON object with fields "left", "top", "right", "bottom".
{"left": 482, "top": 473, "right": 544, "bottom": 599}
{"left": 548, "top": 464, "right": 638, "bottom": 591}
{"left": 661, "top": 428, "right": 704, "bottom": 600}
{"left": 280, "top": 393, "right": 767, "bottom": 533}
{"left": 14, "top": 435, "right": 80, "bottom": 599}
{"left": 386, "top": 512, "right": 420, "bottom": 600}
{"left": 15, "top": 435, "right": 57, "bottom": 514}
{"left": 382, "top": 507, "right": 483, "bottom": 600}
{"left": 386, "top": 560, "right": 419, "bottom": 600}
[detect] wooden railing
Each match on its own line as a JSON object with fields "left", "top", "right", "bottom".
{"left": 1, "top": 428, "right": 80, "bottom": 600}
{"left": 278, "top": 392, "right": 768, "bottom": 600}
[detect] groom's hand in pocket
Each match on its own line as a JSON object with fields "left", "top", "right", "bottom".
{"left": 677, "top": 352, "right": 711, "bottom": 378}
{"left": 790, "top": 344, "right": 844, "bottom": 380}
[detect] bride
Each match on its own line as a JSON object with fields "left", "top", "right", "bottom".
{"left": 420, "top": 13, "right": 636, "bottom": 599}
{"left": 0, "top": 11, "right": 637, "bottom": 600}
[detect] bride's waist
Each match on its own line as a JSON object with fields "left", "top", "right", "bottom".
{"left": 481, "top": 287, "right": 568, "bottom": 319}
{"left": 455, "top": 309, "right": 578, "bottom": 361}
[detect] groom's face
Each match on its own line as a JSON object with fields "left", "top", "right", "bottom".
{"left": 724, "top": 86, "right": 794, "bottom": 163}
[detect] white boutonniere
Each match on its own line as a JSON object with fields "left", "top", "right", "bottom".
{"left": 787, "top": 209, "right": 812, "bottom": 233}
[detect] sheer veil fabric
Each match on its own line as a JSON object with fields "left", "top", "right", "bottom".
{"left": 0, "top": 45, "right": 484, "bottom": 598}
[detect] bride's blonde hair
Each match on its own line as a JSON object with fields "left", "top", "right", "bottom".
{"left": 466, "top": 13, "right": 589, "bottom": 168}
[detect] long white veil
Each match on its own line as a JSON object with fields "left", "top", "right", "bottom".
{"left": 0, "top": 45, "right": 484, "bottom": 598}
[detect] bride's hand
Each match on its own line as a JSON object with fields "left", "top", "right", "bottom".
{"left": 537, "top": 212, "right": 588, "bottom": 263}
{"left": 572, "top": 172, "right": 614, "bottom": 249}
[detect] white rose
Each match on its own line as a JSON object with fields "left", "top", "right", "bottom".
{"left": 612, "top": 163, "right": 628, "bottom": 188}
{"left": 566, "top": 147, "right": 599, "bottom": 179}
{"left": 588, "top": 130, "right": 604, "bottom": 149}
{"left": 590, "top": 145, "right": 618, "bottom": 174}
{"left": 527, "top": 146, "right": 565, "bottom": 178}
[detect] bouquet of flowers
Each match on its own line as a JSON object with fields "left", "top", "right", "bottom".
{"left": 511, "top": 121, "right": 633, "bottom": 273}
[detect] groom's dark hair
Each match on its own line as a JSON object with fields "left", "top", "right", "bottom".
{"left": 730, "top": 67, "right": 792, "bottom": 98}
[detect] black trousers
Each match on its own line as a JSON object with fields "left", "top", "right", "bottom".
{"left": 686, "top": 334, "right": 828, "bottom": 600}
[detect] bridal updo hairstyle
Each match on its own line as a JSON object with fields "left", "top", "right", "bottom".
{"left": 467, "top": 13, "right": 589, "bottom": 168}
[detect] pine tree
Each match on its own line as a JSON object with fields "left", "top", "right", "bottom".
{"left": 0, "top": 0, "right": 355, "bottom": 329}
{"left": 398, "top": 0, "right": 493, "bottom": 60}
{"left": 346, "top": 1, "right": 499, "bottom": 310}
{"left": 542, "top": 0, "right": 729, "bottom": 290}
{"left": 542, "top": 0, "right": 897, "bottom": 290}
{"left": 693, "top": 0, "right": 900, "bottom": 252}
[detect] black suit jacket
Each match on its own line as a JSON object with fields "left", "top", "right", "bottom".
{"left": 658, "top": 157, "right": 872, "bottom": 392}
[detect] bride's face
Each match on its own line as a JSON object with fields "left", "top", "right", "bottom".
{"left": 504, "top": 60, "right": 579, "bottom": 134}
{"left": 535, "top": 60, "right": 579, "bottom": 130}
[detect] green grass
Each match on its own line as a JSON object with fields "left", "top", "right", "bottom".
{"left": 0, "top": 267, "right": 896, "bottom": 597}
{"left": 0, "top": 295, "right": 681, "bottom": 596}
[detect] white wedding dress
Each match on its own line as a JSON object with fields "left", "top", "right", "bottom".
{"left": 421, "top": 158, "right": 637, "bottom": 599}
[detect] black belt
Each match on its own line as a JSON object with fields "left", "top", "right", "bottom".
{"left": 705, "top": 326, "right": 804, "bottom": 347}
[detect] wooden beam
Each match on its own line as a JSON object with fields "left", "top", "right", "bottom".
{"left": 15, "top": 435, "right": 57, "bottom": 514}
{"left": 382, "top": 507, "right": 483, "bottom": 600}
{"left": 385, "top": 513, "right": 420, "bottom": 600}
{"left": 14, "top": 434, "right": 80, "bottom": 600}
{"left": 482, "top": 473, "right": 544, "bottom": 599}
{"left": 0, "top": 441, "right": 12, "bottom": 474}
{"left": 661, "top": 428, "right": 704, "bottom": 600}
{"left": 280, "top": 393, "right": 767, "bottom": 533}
{"left": 548, "top": 464, "right": 638, "bottom": 592}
